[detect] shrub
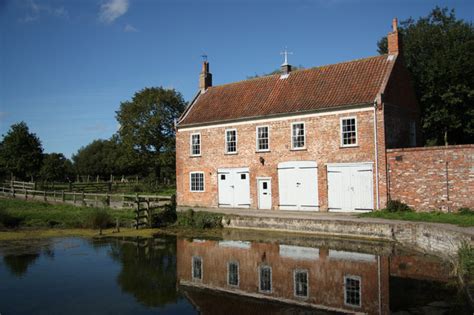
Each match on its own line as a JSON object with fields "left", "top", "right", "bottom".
{"left": 0, "top": 208, "right": 23, "bottom": 228}
{"left": 458, "top": 207, "right": 474, "bottom": 215}
{"left": 175, "top": 209, "right": 223, "bottom": 229}
{"left": 150, "top": 194, "right": 177, "bottom": 228}
{"left": 87, "top": 209, "right": 112, "bottom": 235}
{"left": 458, "top": 241, "right": 474, "bottom": 285}
{"left": 385, "top": 200, "right": 413, "bottom": 213}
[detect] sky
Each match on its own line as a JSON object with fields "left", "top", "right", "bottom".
{"left": 1, "top": 0, "right": 473, "bottom": 158}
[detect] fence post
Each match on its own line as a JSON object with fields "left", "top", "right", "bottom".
{"left": 25, "top": 188, "right": 28, "bottom": 200}
{"left": 68, "top": 182, "right": 72, "bottom": 192}
{"left": 82, "top": 191, "right": 85, "bottom": 206}
{"left": 53, "top": 190, "right": 56, "bottom": 201}
{"left": 73, "top": 192, "right": 76, "bottom": 204}
{"left": 12, "top": 187, "right": 15, "bottom": 198}
{"left": 135, "top": 193, "right": 140, "bottom": 230}
{"left": 43, "top": 190, "right": 46, "bottom": 201}
{"left": 62, "top": 190, "right": 65, "bottom": 202}
{"left": 106, "top": 192, "right": 110, "bottom": 207}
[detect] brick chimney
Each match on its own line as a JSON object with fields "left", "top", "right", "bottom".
{"left": 387, "top": 18, "right": 402, "bottom": 55}
{"left": 199, "top": 61, "right": 212, "bottom": 92}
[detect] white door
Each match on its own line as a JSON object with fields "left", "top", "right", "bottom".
{"left": 327, "top": 163, "right": 374, "bottom": 212}
{"left": 257, "top": 179, "right": 272, "bottom": 209}
{"left": 278, "top": 161, "right": 319, "bottom": 211}
{"left": 218, "top": 168, "right": 250, "bottom": 208}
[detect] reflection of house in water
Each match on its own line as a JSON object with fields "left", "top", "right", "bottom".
{"left": 177, "top": 238, "right": 451, "bottom": 315}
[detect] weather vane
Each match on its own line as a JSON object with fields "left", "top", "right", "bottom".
{"left": 201, "top": 53, "right": 208, "bottom": 62}
{"left": 280, "top": 47, "right": 293, "bottom": 66}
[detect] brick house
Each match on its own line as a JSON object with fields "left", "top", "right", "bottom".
{"left": 176, "top": 19, "right": 420, "bottom": 212}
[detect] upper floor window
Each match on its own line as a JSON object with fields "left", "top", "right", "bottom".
{"left": 256, "top": 126, "right": 269, "bottom": 151}
{"left": 344, "top": 275, "right": 361, "bottom": 307}
{"left": 190, "top": 172, "right": 204, "bottom": 192}
{"left": 192, "top": 256, "right": 202, "bottom": 280}
{"left": 227, "top": 261, "right": 239, "bottom": 286}
{"left": 291, "top": 122, "right": 305, "bottom": 149}
{"left": 341, "top": 117, "right": 357, "bottom": 147}
{"left": 294, "top": 270, "right": 309, "bottom": 298}
{"left": 190, "top": 133, "right": 201, "bottom": 156}
{"left": 226, "top": 129, "right": 237, "bottom": 153}
{"left": 259, "top": 265, "right": 272, "bottom": 293}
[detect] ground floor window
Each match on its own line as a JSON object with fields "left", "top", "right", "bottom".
{"left": 192, "top": 256, "right": 202, "bottom": 280}
{"left": 344, "top": 275, "right": 361, "bottom": 307}
{"left": 228, "top": 261, "right": 239, "bottom": 286}
{"left": 190, "top": 172, "right": 204, "bottom": 192}
{"left": 294, "top": 270, "right": 309, "bottom": 298}
{"left": 259, "top": 265, "right": 272, "bottom": 293}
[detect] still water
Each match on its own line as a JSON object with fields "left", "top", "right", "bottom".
{"left": 0, "top": 232, "right": 468, "bottom": 314}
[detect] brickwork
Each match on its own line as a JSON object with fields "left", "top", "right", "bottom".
{"left": 387, "top": 145, "right": 474, "bottom": 211}
{"left": 176, "top": 107, "right": 387, "bottom": 211}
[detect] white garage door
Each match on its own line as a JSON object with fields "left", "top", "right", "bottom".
{"left": 278, "top": 161, "right": 319, "bottom": 211}
{"left": 218, "top": 168, "right": 250, "bottom": 208}
{"left": 327, "top": 163, "right": 374, "bottom": 212}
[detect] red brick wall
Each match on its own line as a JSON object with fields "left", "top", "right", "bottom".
{"left": 387, "top": 145, "right": 474, "bottom": 211}
{"left": 176, "top": 108, "right": 387, "bottom": 211}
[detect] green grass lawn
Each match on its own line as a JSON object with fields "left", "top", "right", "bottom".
{"left": 360, "top": 210, "right": 474, "bottom": 227}
{"left": 0, "top": 198, "right": 135, "bottom": 229}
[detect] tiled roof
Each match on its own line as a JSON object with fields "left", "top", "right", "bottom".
{"left": 179, "top": 54, "right": 395, "bottom": 126}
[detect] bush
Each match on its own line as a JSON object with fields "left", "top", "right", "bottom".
{"left": 458, "top": 207, "right": 474, "bottom": 215}
{"left": 175, "top": 209, "right": 223, "bottom": 229}
{"left": 87, "top": 209, "right": 112, "bottom": 234}
{"left": 458, "top": 241, "right": 474, "bottom": 284}
{"left": 385, "top": 200, "right": 413, "bottom": 213}
{"left": 0, "top": 208, "right": 23, "bottom": 228}
{"left": 151, "top": 196, "right": 177, "bottom": 228}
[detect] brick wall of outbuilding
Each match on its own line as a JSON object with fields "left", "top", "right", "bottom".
{"left": 387, "top": 145, "right": 474, "bottom": 211}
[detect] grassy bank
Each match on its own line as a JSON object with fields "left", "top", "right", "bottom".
{"left": 360, "top": 210, "right": 474, "bottom": 227}
{"left": 0, "top": 198, "right": 135, "bottom": 229}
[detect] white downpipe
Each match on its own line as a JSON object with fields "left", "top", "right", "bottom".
{"left": 373, "top": 101, "right": 380, "bottom": 210}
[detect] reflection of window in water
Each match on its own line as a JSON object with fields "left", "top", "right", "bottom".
{"left": 227, "top": 261, "right": 239, "bottom": 286}
{"left": 192, "top": 256, "right": 202, "bottom": 280}
{"left": 294, "top": 270, "right": 309, "bottom": 298}
{"left": 259, "top": 265, "right": 272, "bottom": 293}
{"left": 344, "top": 275, "right": 361, "bottom": 307}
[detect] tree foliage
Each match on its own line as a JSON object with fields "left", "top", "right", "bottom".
{"left": 377, "top": 7, "right": 474, "bottom": 145}
{"left": 116, "top": 87, "right": 186, "bottom": 179}
{"left": 0, "top": 122, "right": 43, "bottom": 180}
{"left": 39, "top": 153, "right": 74, "bottom": 182}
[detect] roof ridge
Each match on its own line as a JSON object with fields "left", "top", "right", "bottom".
{"left": 207, "top": 54, "right": 390, "bottom": 90}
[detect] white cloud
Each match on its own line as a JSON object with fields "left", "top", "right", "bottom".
{"left": 124, "top": 23, "right": 138, "bottom": 32}
{"left": 19, "top": 0, "right": 69, "bottom": 23}
{"left": 99, "top": 0, "right": 129, "bottom": 24}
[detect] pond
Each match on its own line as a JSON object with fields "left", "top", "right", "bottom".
{"left": 0, "top": 232, "right": 469, "bottom": 314}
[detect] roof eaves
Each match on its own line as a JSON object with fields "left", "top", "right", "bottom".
{"left": 376, "top": 53, "right": 398, "bottom": 105}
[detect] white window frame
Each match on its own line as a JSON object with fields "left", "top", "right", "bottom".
{"left": 344, "top": 275, "right": 362, "bottom": 308}
{"left": 340, "top": 117, "right": 358, "bottom": 147}
{"left": 189, "top": 172, "right": 205, "bottom": 192}
{"left": 291, "top": 122, "right": 306, "bottom": 150}
{"left": 227, "top": 260, "right": 240, "bottom": 287}
{"left": 258, "top": 265, "right": 272, "bottom": 293}
{"left": 256, "top": 125, "right": 270, "bottom": 152}
{"left": 225, "top": 128, "right": 238, "bottom": 154}
{"left": 293, "top": 269, "right": 309, "bottom": 299}
{"left": 192, "top": 256, "right": 203, "bottom": 281}
{"left": 190, "top": 132, "right": 201, "bottom": 156}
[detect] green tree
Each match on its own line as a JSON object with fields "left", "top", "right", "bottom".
{"left": 377, "top": 7, "right": 474, "bottom": 145}
{"left": 0, "top": 122, "right": 43, "bottom": 180}
{"left": 116, "top": 87, "right": 186, "bottom": 180}
{"left": 39, "top": 153, "right": 74, "bottom": 182}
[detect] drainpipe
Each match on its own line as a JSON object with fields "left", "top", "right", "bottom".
{"left": 373, "top": 100, "right": 380, "bottom": 210}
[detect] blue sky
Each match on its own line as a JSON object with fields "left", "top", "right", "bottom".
{"left": 1, "top": 0, "right": 473, "bottom": 158}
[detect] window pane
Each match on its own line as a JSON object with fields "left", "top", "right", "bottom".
{"left": 228, "top": 262, "right": 239, "bottom": 286}
{"left": 190, "top": 173, "right": 204, "bottom": 192}
{"left": 192, "top": 257, "right": 202, "bottom": 280}
{"left": 295, "top": 271, "right": 308, "bottom": 297}
{"left": 345, "top": 276, "right": 361, "bottom": 306}
{"left": 257, "top": 127, "right": 269, "bottom": 151}
{"left": 292, "top": 123, "right": 305, "bottom": 148}
{"left": 191, "top": 134, "right": 201, "bottom": 155}
{"left": 260, "top": 266, "right": 272, "bottom": 292}
{"left": 342, "top": 119, "right": 357, "bottom": 146}
{"left": 226, "top": 130, "right": 237, "bottom": 153}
